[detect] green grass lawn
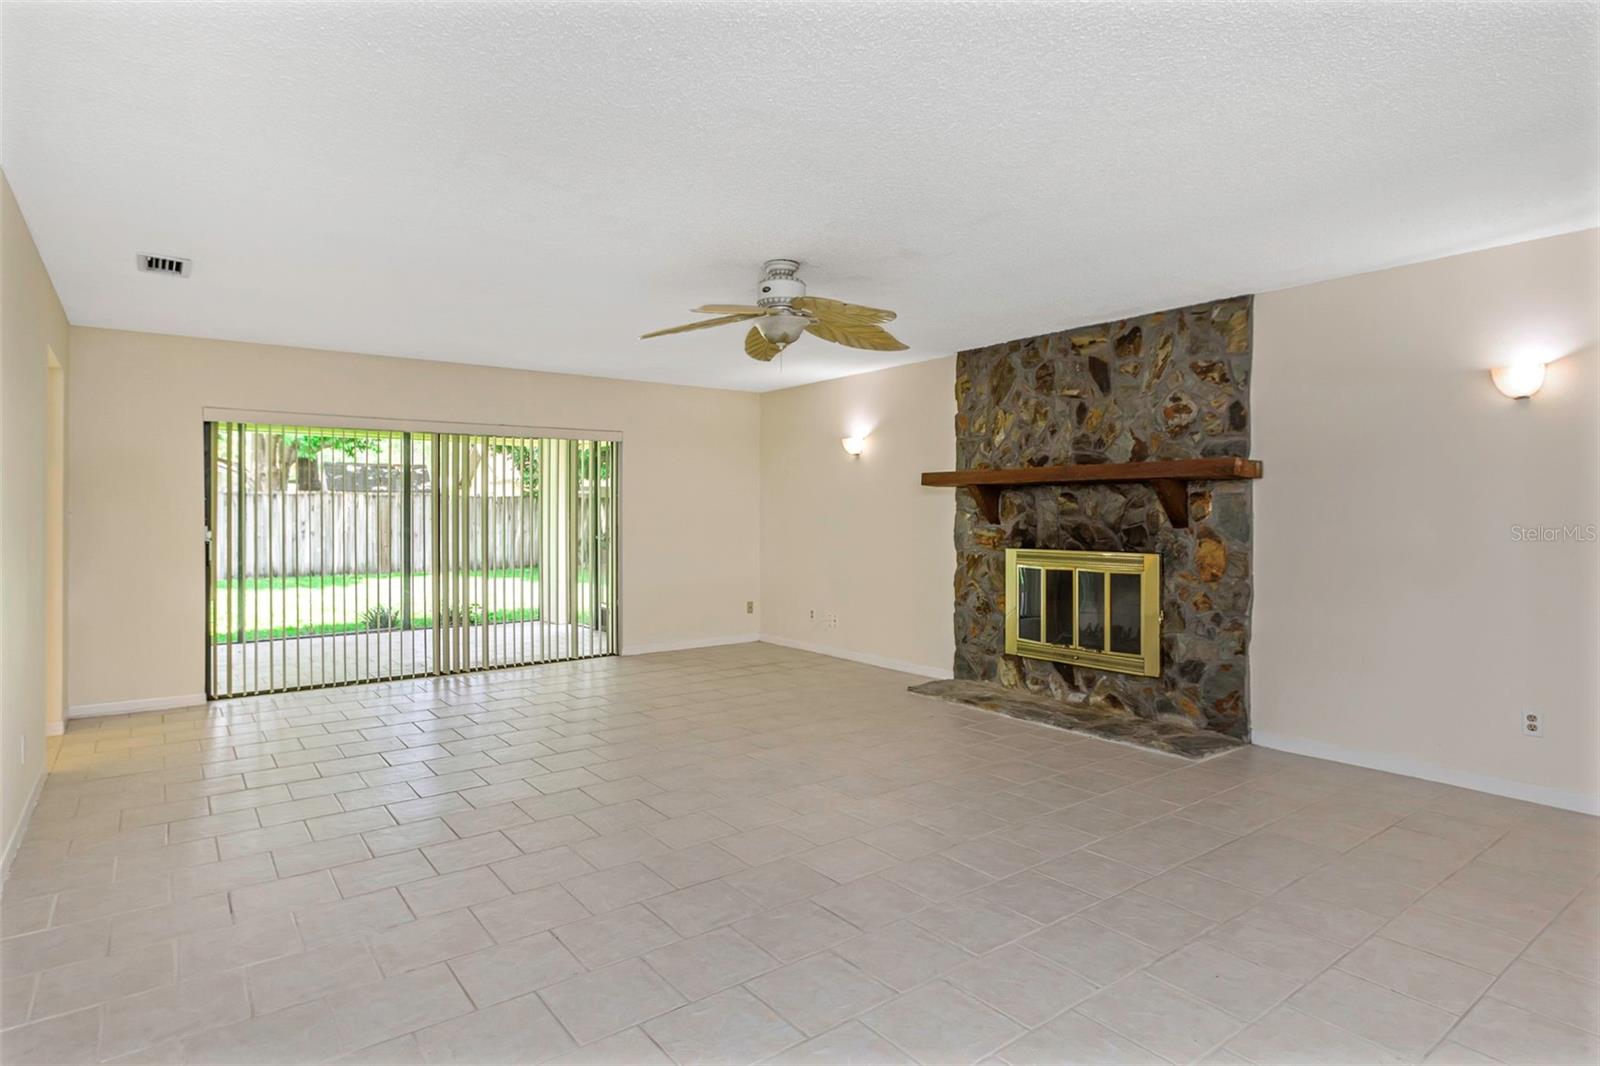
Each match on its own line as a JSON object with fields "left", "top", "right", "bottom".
{"left": 219, "top": 566, "right": 534, "bottom": 590}
{"left": 211, "top": 567, "right": 598, "bottom": 642}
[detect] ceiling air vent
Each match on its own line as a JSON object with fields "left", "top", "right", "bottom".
{"left": 137, "top": 254, "right": 191, "bottom": 277}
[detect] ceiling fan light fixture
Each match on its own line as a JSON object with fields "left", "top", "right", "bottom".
{"left": 756, "top": 311, "right": 809, "bottom": 348}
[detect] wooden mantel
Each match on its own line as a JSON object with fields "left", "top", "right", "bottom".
{"left": 920, "top": 457, "right": 1262, "bottom": 529}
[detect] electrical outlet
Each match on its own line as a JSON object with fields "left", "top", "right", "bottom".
{"left": 808, "top": 609, "right": 815, "bottom": 620}
{"left": 746, "top": 600, "right": 754, "bottom": 615}
{"left": 1521, "top": 712, "right": 1542, "bottom": 738}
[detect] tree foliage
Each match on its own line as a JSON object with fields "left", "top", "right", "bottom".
{"left": 287, "top": 433, "right": 381, "bottom": 460}
{"left": 491, "top": 443, "right": 539, "bottom": 498}
{"left": 487, "top": 441, "right": 612, "bottom": 498}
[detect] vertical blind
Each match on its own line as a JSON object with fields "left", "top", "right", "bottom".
{"left": 206, "top": 421, "right": 617, "bottom": 699}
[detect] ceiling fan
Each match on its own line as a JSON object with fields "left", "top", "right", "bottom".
{"left": 641, "top": 259, "right": 908, "bottom": 361}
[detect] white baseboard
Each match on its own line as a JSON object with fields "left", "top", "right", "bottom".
{"left": 46, "top": 721, "right": 63, "bottom": 737}
{"left": 621, "top": 634, "right": 760, "bottom": 656}
{"left": 1251, "top": 729, "right": 1599, "bottom": 816}
{"left": 67, "top": 692, "right": 207, "bottom": 720}
{"left": 1, "top": 766, "right": 47, "bottom": 884}
{"left": 758, "top": 635, "right": 954, "bottom": 680}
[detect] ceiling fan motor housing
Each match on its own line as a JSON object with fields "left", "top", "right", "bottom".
{"left": 757, "top": 258, "right": 806, "bottom": 307}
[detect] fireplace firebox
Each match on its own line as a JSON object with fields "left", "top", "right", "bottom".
{"left": 1005, "top": 548, "right": 1161, "bottom": 677}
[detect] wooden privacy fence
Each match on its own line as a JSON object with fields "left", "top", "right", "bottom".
{"left": 215, "top": 491, "right": 541, "bottom": 577}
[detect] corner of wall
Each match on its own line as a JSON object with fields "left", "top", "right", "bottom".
{"left": 0, "top": 766, "right": 48, "bottom": 882}
{"left": 1, "top": 166, "right": 72, "bottom": 875}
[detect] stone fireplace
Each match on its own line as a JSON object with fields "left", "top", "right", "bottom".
{"left": 915, "top": 295, "right": 1255, "bottom": 755}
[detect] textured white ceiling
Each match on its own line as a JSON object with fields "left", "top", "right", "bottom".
{"left": 3, "top": 2, "right": 1595, "bottom": 391}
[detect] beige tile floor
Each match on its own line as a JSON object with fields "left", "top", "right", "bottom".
{"left": 2, "top": 643, "right": 1595, "bottom": 1065}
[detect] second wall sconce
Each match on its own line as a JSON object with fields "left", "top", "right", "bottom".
{"left": 1490, "top": 359, "right": 1547, "bottom": 400}
{"left": 841, "top": 435, "right": 867, "bottom": 457}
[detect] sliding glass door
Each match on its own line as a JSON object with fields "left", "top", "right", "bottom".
{"left": 206, "top": 421, "right": 617, "bottom": 698}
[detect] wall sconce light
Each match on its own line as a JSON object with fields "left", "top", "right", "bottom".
{"left": 841, "top": 435, "right": 867, "bottom": 457}
{"left": 1490, "top": 359, "right": 1547, "bottom": 400}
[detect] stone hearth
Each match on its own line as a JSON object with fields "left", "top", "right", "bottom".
{"left": 945, "top": 295, "right": 1254, "bottom": 746}
{"left": 908, "top": 678, "right": 1245, "bottom": 758}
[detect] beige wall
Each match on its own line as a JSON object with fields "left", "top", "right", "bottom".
{"left": 2, "top": 169, "right": 71, "bottom": 868}
{"left": 65, "top": 328, "right": 761, "bottom": 711}
{"left": 1252, "top": 229, "right": 1598, "bottom": 811}
{"left": 758, "top": 356, "right": 956, "bottom": 676}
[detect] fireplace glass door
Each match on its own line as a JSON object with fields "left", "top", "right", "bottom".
{"left": 1004, "top": 549, "right": 1161, "bottom": 676}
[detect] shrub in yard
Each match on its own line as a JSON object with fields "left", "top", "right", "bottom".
{"left": 361, "top": 604, "right": 405, "bottom": 630}
{"left": 437, "top": 603, "right": 485, "bottom": 626}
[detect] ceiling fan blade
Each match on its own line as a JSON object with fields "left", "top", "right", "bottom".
{"left": 693, "top": 304, "right": 767, "bottom": 315}
{"left": 804, "top": 320, "right": 909, "bottom": 352}
{"left": 792, "top": 295, "right": 897, "bottom": 325}
{"left": 744, "top": 326, "right": 781, "bottom": 362}
{"left": 640, "top": 313, "right": 760, "bottom": 339}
